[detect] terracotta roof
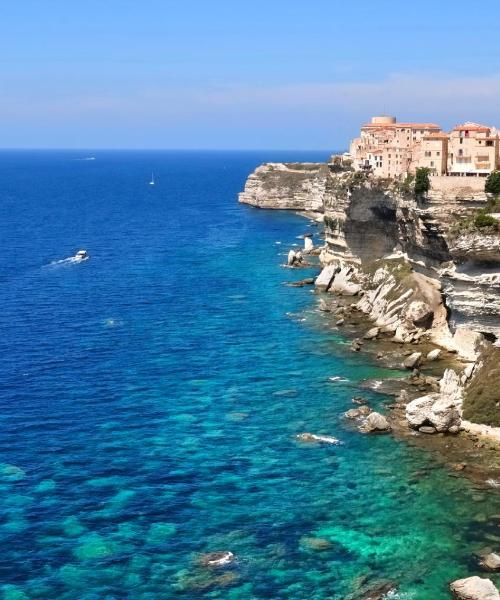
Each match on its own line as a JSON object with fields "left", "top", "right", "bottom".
{"left": 423, "top": 132, "right": 448, "bottom": 139}
{"left": 453, "top": 124, "right": 490, "bottom": 132}
{"left": 397, "top": 123, "right": 441, "bottom": 129}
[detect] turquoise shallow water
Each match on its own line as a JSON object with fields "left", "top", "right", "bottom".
{"left": 0, "top": 150, "right": 498, "bottom": 599}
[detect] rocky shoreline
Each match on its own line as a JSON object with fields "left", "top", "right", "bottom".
{"left": 239, "top": 159, "right": 500, "bottom": 598}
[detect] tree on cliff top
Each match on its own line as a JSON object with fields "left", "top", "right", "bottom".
{"left": 414, "top": 168, "right": 431, "bottom": 197}
{"left": 485, "top": 170, "right": 500, "bottom": 196}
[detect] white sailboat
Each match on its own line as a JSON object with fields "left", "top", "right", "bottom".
{"left": 149, "top": 172, "right": 155, "bottom": 186}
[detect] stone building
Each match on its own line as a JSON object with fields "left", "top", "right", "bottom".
{"left": 349, "top": 116, "right": 442, "bottom": 178}
{"left": 412, "top": 132, "right": 449, "bottom": 175}
{"left": 447, "top": 123, "right": 500, "bottom": 177}
{"left": 349, "top": 117, "right": 500, "bottom": 178}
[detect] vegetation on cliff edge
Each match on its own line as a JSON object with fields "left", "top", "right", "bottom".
{"left": 485, "top": 170, "right": 500, "bottom": 196}
{"left": 449, "top": 206, "right": 499, "bottom": 238}
{"left": 414, "top": 168, "right": 431, "bottom": 197}
{"left": 462, "top": 347, "right": 500, "bottom": 427}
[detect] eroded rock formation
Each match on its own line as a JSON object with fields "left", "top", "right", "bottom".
{"left": 238, "top": 162, "right": 327, "bottom": 211}
{"left": 239, "top": 159, "right": 500, "bottom": 430}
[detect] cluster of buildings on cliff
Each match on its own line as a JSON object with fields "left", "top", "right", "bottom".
{"left": 348, "top": 116, "right": 500, "bottom": 179}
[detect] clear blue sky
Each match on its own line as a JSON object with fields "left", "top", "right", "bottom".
{"left": 2, "top": 0, "right": 500, "bottom": 149}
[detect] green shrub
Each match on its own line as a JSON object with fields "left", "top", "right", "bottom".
{"left": 400, "top": 174, "right": 414, "bottom": 195}
{"left": 485, "top": 170, "right": 500, "bottom": 196}
{"left": 414, "top": 168, "right": 431, "bottom": 196}
{"left": 474, "top": 211, "right": 498, "bottom": 228}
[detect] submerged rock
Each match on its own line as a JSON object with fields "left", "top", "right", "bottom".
{"left": 351, "top": 339, "right": 363, "bottom": 352}
{"left": 297, "top": 432, "right": 341, "bottom": 445}
{"left": 345, "top": 406, "right": 371, "bottom": 419}
{"left": 362, "top": 581, "right": 398, "bottom": 600}
{"left": 1, "top": 464, "right": 26, "bottom": 481}
{"left": 287, "top": 277, "right": 315, "bottom": 287}
{"left": 273, "top": 389, "right": 299, "bottom": 397}
{"left": 480, "top": 552, "right": 500, "bottom": 572}
{"left": 352, "top": 396, "right": 368, "bottom": 405}
{"left": 450, "top": 575, "right": 500, "bottom": 599}
{"left": 318, "top": 298, "right": 332, "bottom": 312}
{"left": 175, "top": 568, "right": 239, "bottom": 593}
{"left": 299, "top": 536, "right": 333, "bottom": 551}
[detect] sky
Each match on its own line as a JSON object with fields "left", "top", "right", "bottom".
{"left": 1, "top": 0, "right": 500, "bottom": 149}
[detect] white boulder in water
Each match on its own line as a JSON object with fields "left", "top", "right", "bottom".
{"left": 304, "top": 235, "right": 314, "bottom": 253}
{"left": 360, "top": 412, "right": 391, "bottom": 433}
{"left": 450, "top": 576, "right": 500, "bottom": 599}
{"left": 287, "top": 249, "right": 303, "bottom": 267}
{"left": 406, "top": 369, "right": 463, "bottom": 433}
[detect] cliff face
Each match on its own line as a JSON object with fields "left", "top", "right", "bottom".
{"left": 238, "top": 163, "right": 327, "bottom": 211}
{"left": 240, "top": 162, "right": 499, "bottom": 343}
{"left": 239, "top": 161, "right": 500, "bottom": 433}
{"left": 321, "top": 172, "right": 450, "bottom": 265}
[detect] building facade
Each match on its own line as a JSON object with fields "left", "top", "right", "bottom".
{"left": 447, "top": 124, "right": 500, "bottom": 176}
{"left": 349, "top": 116, "right": 442, "bottom": 178}
{"left": 349, "top": 117, "right": 500, "bottom": 178}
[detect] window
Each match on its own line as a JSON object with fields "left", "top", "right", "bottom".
{"left": 425, "top": 151, "right": 431, "bottom": 157}
{"left": 437, "top": 152, "right": 440, "bottom": 156}
{"left": 460, "top": 138, "right": 463, "bottom": 144}
{"left": 458, "top": 149, "right": 463, "bottom": 156}
{"left": 486, "top": 141, "right": 494, "bottom": 147}
{"left": 430, "top": 161, "right": 434, "bottom": 167}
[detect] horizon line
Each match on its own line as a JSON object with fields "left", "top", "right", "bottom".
{"left": 0, "top": 147, "right": 341, "bottom": 153}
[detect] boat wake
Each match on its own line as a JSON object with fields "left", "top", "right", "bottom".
{"left": 45, "top": 250, "right": 89, "bottom": 267}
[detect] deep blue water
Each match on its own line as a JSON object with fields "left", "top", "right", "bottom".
{"left": 0, "top": 151, "right": 498, "bottom": 600}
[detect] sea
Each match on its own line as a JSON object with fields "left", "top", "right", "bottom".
{"left": 0, "top": 150, "right": 498, "bottom": 600}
